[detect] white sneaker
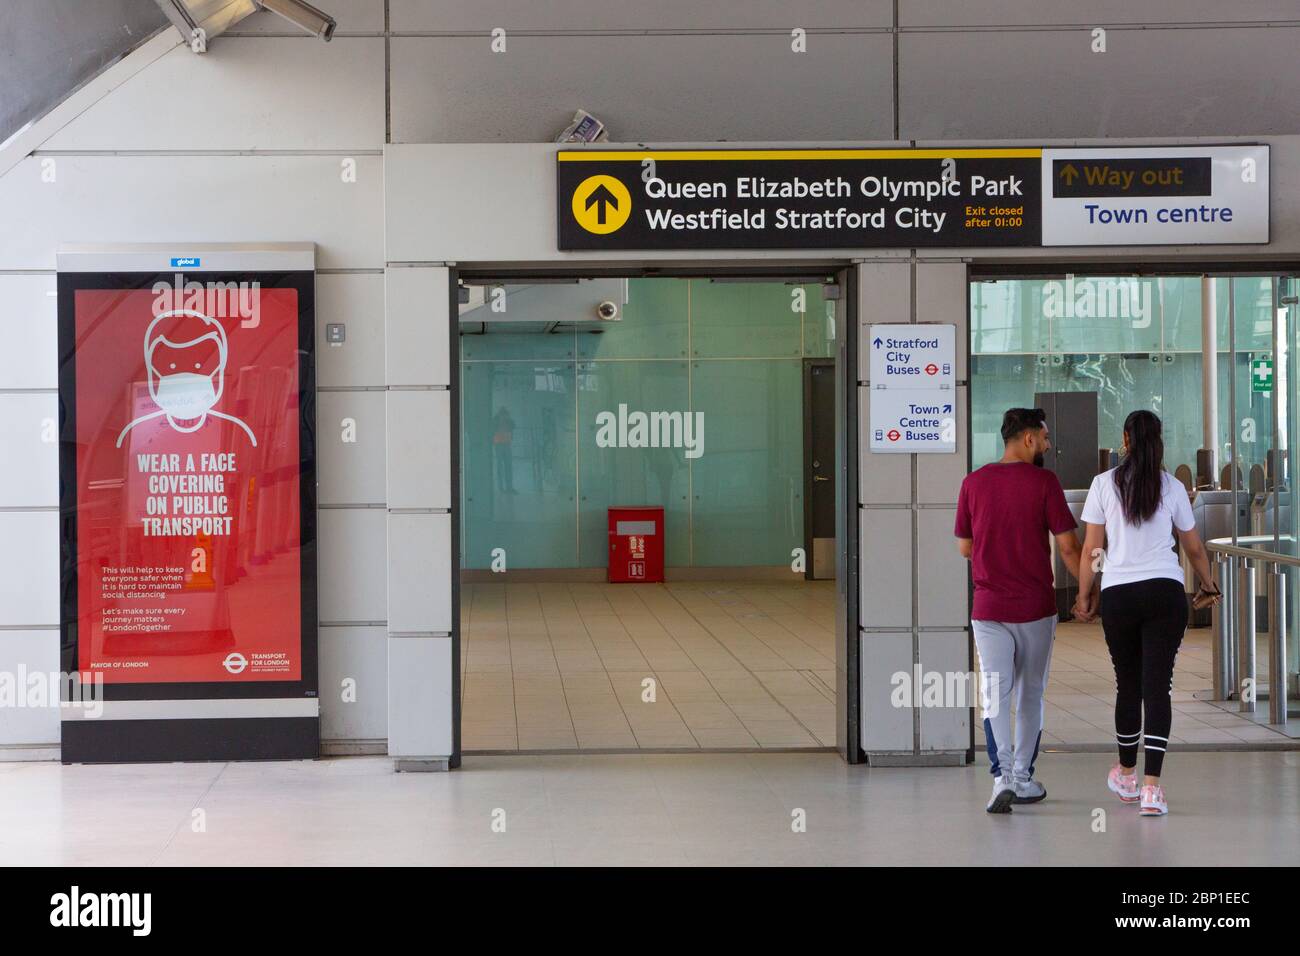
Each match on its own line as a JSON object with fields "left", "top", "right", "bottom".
{"left": 1107, "top": 763, "right": 1140, "bottom": 803}
{"left": 1139, "top": 784, "right": 1168, "bottom": 816}
{"left": 986, "top": 774, "right": 1015, "bottom": 814}
{"left": 1012, "top": 777, "right": 1047, "bottom": 804}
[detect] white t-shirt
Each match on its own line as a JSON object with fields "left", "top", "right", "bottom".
{"left": 1081, "top": 468, "right": 1195, "bottom": 589}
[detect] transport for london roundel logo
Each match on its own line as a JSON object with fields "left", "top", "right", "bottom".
{"left": 572, "top": 175, "right": 631, "bottom": 234}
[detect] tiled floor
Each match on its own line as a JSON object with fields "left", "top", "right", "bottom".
{"left": 460, "top": 580, "right": 837, "bottom": 751}
{"left": 6, "top": 751, "right": 1298, "bottom": 865}
{"left": 1025, "top": 622, "right": 1292, "bottom": 747}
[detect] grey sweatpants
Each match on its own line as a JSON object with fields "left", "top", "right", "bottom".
{"left": 972, "top": 615, "right": 1056, "bottom": 781}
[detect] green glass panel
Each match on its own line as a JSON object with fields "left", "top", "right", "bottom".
{"left": 1050, "top": 276, "right": 1162, "bottom": 354}
{"left": 800, "top": 285, "right": 836, "bottom": 358}
{"left": 460, "top": 361, "right": 577, "bottom": 569}
{"left": 970, "top": 351, "right": 1200, "bottom": 482}
{"left": 1158, "top": 276, "right": 1204, "bottom": 352}
{"left": 970, "top": 280, "right": 1050, "bottom": 355}
{"left": 690, "top": 279, "right": 803, "bottom": 359}
{"left": 577, "top": 278, "right": 688, "bottom": 360}
{"left": 1227, "top": 276, "right": 1276, "bottom": 352}
{"left": 690, "top": 359, "right": 803, "bottom": 565}
{"left": 459, "top": 283, "right": 578, "bottom": 362}
{"left": 576, "top": 360, "right": 691, "bottom": 568}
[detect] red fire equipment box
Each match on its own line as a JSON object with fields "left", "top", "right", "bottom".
{"left": 607, "top": 506, "right": 664, "bottom": 583}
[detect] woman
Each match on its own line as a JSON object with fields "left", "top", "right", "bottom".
{"left": 1074, "top": 411, "right": 1219, "bottom": 817}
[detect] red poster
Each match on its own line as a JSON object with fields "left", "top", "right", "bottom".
{"left": 72, "top": 284, "right": 303, "bottom": 684}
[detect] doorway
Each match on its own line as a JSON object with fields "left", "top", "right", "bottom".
{"left": 969, "top": 269, "right": 1300, "bottom": 749}
{"left": 453, "top": 272, "right": 850, "bottom": 753}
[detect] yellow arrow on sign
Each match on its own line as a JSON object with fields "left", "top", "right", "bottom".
{"left": 1059, "top": 163, "right": 1079, "bottom": 185}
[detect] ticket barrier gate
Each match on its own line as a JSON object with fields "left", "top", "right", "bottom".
{"left": 1209, "top": 537, "right": 1294, "bottom": 726}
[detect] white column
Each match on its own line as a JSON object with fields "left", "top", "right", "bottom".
{"left": 384, "top": 265, "right": 455, "bottom": 771}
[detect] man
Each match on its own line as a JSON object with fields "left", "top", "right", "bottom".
{"left": 955, "top": 408, "right": 1084, "bottom": 813}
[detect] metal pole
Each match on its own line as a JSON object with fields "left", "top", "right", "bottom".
{"left": 1239, "top": 560, "right": 1257, "bottom": 712}
{"left": 1228, "top": 277, "right": 1238, "bottom": 535}
{"left": 1272, "top": 278, "right": 1281, "bottom": 553}
{"left": 1212, "top": 552, "right": 1234, "bottom": 700}
{"left": 1271, "top": 566, "right": 1289, "bottom": 724}
{"left": 1202, "top": 276, "right": 1218, "bottom": 482}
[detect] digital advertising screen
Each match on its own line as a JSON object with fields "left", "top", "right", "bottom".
{"left": 58, "top": 264, "right": 317, "bottom": 714}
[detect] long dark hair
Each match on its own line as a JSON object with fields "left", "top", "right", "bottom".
{"left": 1113, "top": 410, "right": 1164, "bottom": 524}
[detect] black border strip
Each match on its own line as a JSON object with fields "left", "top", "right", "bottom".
{"left": 448, "top": 266, "right": 462, "bottom": 769}
{"left": 61, "top": 717, "right": 318, "bottom": 764}
{"left": 56, "top": 270, "right": 318, "bottom": 706}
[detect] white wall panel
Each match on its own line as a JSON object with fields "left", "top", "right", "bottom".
{"left": 900, "top": 27, "right": 1300, "bottom": 140}
{"left": 901, "top": 1, "right": 1300, "bottom": 26}
{"left": 858, "top": 262, "right": 912, "bottom": 374}
{"left": 316, "top": 391, "right": 387, "bottom": 505}
{"left": 859, "top": 388, "right": 910, "bottom": 505}
{"left": 860, "top": 632, "right": 913, "bottom": 752}
{"left": 860, "top": 509, "right": 912, "bottom": 628}
{"left": 0, "top": 275, "right": 57, "bottom": 389}
{"left": 317, "top": 507, "right": 387, "bottom": 621}
{"left": 918, "top": 630, "right": 971, "bottom": 752}
{"left": 0, "top": 155, "right": 383, "bottom": 271}
{"left": 384, "top": 267, "right": 450, "bottom": 386}
{"left": 43, "top": 39, "right": 385, "bottom": 150}
{"left": 390, "top": 34, "right": 891, "bottom": 144}
{"left": 386, "top": 390, "right": 451, "bottom": 510}
{"left": 916, "top": 385, "right": 967, "bottom": 505}
{"left": 917, "top": 509, "right": 968, "bottom": 628}
{"left": 0, "top": 631, "right": 61, "bottom": 747}
{"left": 387, "top": 634, "right": 453, "bottom": 757}
{"left": 915, "top": 262, "right": 967, "bottom": 381}
{"left": 392, "top": 0, "right": 891, "bottom": 31}
{"left": 386, "top": 513, "right": 452, "bottom": 633}
{"left": 0, "top": 394, "right": 59, "bottom": 507}
{"left": 315, "top": 273, "right": 385, "bottom": 387}
{"left": 318, "top": 625, "right": 388, "bottom": 741}
{"left": 0, "top": 513, "right": 59, "bottom": 626}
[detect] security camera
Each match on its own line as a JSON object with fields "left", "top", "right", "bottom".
{"left": 596, "top": 300, "right": 619, "bottom": 321}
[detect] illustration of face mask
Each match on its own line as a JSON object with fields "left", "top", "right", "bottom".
{"left": 153, "top": 370, "right": 219, "bottom": 420}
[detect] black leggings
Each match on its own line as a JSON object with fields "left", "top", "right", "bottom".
{"left": 1099, "top": 578, "right": 1188, "bottom": 777}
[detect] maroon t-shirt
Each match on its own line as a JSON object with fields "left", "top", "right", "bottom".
{"left": 954, "top": 461, "right": 1077, "bottom": 623}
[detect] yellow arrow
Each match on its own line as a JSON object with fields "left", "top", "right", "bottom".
{"left": 1059, "top": 163, "right": 1079, "bottom": 185}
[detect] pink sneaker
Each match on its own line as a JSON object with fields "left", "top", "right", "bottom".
{"left": 1107, "top": 763, "right": 1139, "bottom": 803}
{"left": 1140, "top": 784, "right": 1168, "bottom": 816}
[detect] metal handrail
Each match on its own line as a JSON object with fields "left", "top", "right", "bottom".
{"left": 1206, "top": 535, "right": 1300, "bottom": 566}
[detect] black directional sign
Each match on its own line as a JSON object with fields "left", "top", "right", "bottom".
{"left": 1052, "top": 157, "right": 1211, "bottom": 198}
{"left": 557, "top": 149, "right": 1044, "bottom": 250}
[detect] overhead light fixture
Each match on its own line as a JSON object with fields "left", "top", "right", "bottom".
{"left": 154, "top": 0, "right": 335, "bottom": 52}
{"left": 256, "top": 0, "right": 337, "bottom": 40}
{"left": 154, "top": 0, "right": 260, "bottom": 52}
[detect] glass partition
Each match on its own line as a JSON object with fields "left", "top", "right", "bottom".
{"left": 459, "top": 277, "right": 832, "bottom": 569}
{"left": 972, "top": 272, "right": 1299, "bottom": 715}
{"left": 971, "top": 274, "right": 1284, "bottom": 494}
